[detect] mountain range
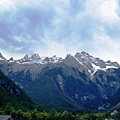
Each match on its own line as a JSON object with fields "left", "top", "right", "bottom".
{"left": 0, "top": 51, "right": 120, "bottom": 111}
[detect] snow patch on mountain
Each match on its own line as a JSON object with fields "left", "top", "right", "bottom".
{"left": 74, "top": 51, "right": 120, "bottom": 75}
{"left": 15, "top": 54, "right": 62, "bottom": 64}
{"left": 0, "top": 52, "right": 120, "bottom": 72}
{"left": 0, "top": 58, "right": 4, "bottom": 60}
{"left": 73, "top": 56, "right": 84, "bottom": 66}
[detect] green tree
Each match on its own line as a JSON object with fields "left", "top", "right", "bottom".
{"left": 23, "top": 111, "right": 31, "bottom": 120}
{"left": 3, "top": 103, "right": 15, "bottom": 115}
{"left": 61, "top": 110, "right": 70, "bottom": 120}
{"left": 14, "top": 109, "right": 24, "bottom": 120}
{"left": 31, "top": 108, "right": 39, "bottom": 120}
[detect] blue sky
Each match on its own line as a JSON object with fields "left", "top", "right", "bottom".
{"left": 0, "top": 0, "right": 120, "bottom": 63}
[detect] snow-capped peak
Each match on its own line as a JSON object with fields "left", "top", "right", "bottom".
{"left": 50, "top": 55, "right": 62, "bottom": 63}
{"left": 16, "top": 54, "right": 62, "bottom": 64}
{"left": 1, "top": 51, "right": 120, "bottom": 70}
{"left": 29, "top": 54, "right": 40, "bottom": 60}
{"left": 42, "top": 55, "right": 62, "bottom": 63}
{"left": 8, "top": 57, "right": 15, "bottom": 63}
{"left": 74, "top": 51, "right": 120, "bottom": 74}
{"left": 23, "top": 54, "right": 29, "bottom": 59}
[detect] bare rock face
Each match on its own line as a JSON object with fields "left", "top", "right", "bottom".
{"left": 8, "top": 57, "right": 14, "bottom": 62}
{"left": 30, "top": 54, "right": 40, "bottom": 60}
{"left": 18, "top": 54, "right": 29, "bottom": 63}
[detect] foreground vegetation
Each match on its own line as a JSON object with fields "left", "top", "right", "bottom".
{"left": 0, "top": 104, "right": 120, "bottom": 120}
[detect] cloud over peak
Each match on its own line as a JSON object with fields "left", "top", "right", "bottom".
{"left": 0, "top": 0, "right": 120, "bottom": 63}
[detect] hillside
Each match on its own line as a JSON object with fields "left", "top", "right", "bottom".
{"left": 0, "top": 70, "right": 37, "bottom": 111}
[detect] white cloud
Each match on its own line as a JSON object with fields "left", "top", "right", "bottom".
{"left": 93, "top": 32, "right": 120, "bottom": 63}
{"left": 85, "top": 0, "right": 120, "bottom": 24}
{"left": 0, "top": 0, "right": 120, "bottom": 63}
{"left": 36, "top": 37, "right": 82, "bottom": 58}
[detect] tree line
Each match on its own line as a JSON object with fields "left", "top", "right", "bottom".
{"left": 1, "top": 103, "right": 119, "bottom": 120}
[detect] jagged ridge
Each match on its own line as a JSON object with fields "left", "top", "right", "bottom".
{"left": 0, "top": 51, "right": 120, "bottom": 111}
{"left": 0, "top": 52, "right": 119, "bottom": 72}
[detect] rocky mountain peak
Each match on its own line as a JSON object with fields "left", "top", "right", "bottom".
{"left": 42, "top": 56, "right": 62, "bottom": 63}
{"left": 74, "top": 52, "right": 120, "bottom": 75}
{"left": 23, "top": 54, "right": 29, "bottom": 60}
{"left": 65, "top": 54, "right": 73, "bottom": 59}
{"left": 30, "top": 54, "right": 40, "bottom": 60}
{"left": 75, "top": 51, "right": 120, "bottom": 68}
{"left": 75, "top": 51, "right": 93, "bottom": 62}
{"left": 43, "top": 57, "right": 50, "bottom": 62}
{"left": 0, "top": 53, "right": 3, "bottom": 57}
{"left": 17, "top": 54, "right": 29, "bottom": 64}
{"left": 81, "top": 51, "right": 89, "bottom": 56}
{"left": 50, "top": 55, "right": 62, "bottom": 63}
{"left": 0, "top": 52, "right": 120, "bottom": 69}
{"left": 0, "top": 53, "right": 6, "bottom": 60}
{"left": 15, "top": 53, "right": 63, "bottom": 64}
{"left": 8, "top": 57, "right": 14, "bottom": 62}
